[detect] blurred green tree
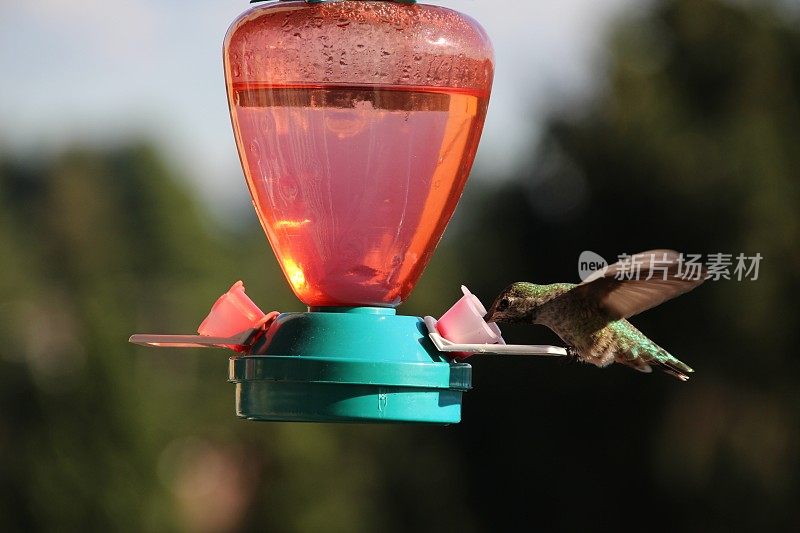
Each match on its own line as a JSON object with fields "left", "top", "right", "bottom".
{"left": 443, "top": 0, "right": 799, "bottom": 530}
{"left": 0, "top": 144, "right": 474, "bottom": 532}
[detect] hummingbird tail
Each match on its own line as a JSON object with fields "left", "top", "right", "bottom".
{"left": 654, "top": 354, "right": 694, "bottom": 381}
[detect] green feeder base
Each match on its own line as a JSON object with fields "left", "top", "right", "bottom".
{"left": 228, "top": 307, "right": 471, "bottom": 423}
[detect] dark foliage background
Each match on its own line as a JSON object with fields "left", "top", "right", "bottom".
{"left": 1, "top": 0, "right": 798, "bottom": 531}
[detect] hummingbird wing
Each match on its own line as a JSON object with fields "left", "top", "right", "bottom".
{"left": 569, "top": 250, "right": 704, "bottom": 321}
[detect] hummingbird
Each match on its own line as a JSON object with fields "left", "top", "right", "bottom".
{"left": 485, "top": 250, "right": 704, "bottom": 380}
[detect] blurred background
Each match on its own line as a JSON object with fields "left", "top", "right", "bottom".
{"left": 1, "top": 0, "right": 798, "bottom": 531}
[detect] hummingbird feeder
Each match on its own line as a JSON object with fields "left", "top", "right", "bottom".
{"left": 130, "top": 0, "right": 566, "bottom": 424}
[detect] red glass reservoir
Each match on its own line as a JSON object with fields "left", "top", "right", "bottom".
{"left": 224, "top": 0, "right": 494, "bottom": 307}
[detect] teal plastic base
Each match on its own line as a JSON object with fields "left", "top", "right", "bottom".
{"left": 228, "top": 307, "right": 471, "bottom": 423}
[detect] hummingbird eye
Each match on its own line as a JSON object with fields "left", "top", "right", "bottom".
{"left": 497, "top": 297, "right": 510, "bottom": 312}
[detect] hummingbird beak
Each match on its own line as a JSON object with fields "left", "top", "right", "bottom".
{"left": 484, "top": 305, "right": 496, "bottom": 323}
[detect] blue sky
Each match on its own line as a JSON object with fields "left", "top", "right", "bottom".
{"left": 0, "top": 0, "right": 637, "bottom": 216}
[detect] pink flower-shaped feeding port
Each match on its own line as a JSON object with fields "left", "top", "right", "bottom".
{"left": 436, "top": 286, "right": 503, "bottom": 345}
